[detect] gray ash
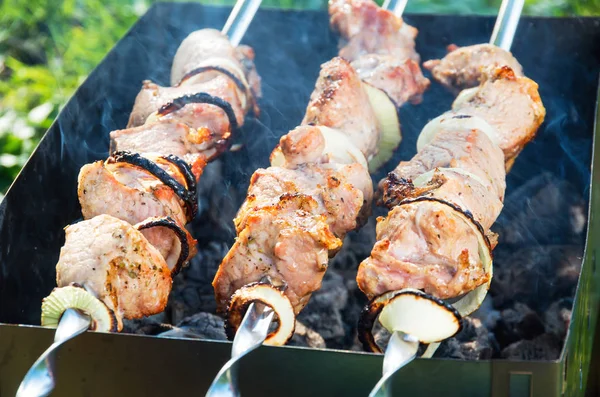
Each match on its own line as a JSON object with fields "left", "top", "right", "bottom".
{"left": 123, "top": 168, "right": 585, "bottom": 361}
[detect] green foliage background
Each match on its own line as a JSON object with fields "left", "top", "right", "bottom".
{"left": 1, "top": 0, "right": 599, "bottom": 197}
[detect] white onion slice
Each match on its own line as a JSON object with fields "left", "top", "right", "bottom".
{"left": 362, "top": 82, "right": 402, "bottom": 172}
{"left": 41, "top": 285, "right": 117, "bottom": 332}
{"left": 417, "top": 113, "right": 500, "bottom": 153}
{"left": 226, "top": 283, "right": 296, "bottom": 346}
{"left": 378, "top": 288, "right": 461, "bottom": 344}
{"left": 452, "top": 86, "right": 479, "bottom": 109}
{"left": 319, "top": 126, "right": 369, "bottom": 169}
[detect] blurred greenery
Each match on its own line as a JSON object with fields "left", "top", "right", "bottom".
{"left": 0, "top": 0, "right": 599, "bottom": 197}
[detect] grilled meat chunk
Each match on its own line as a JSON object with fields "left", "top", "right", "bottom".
{"left": 357, "top": 200, "right": 489, "bottom": 300}
{"left": 423, "top": 43, "right": 524, "bottom": 91}
{"left": 329, "top": 0, "right": 418, "bottom": 61}
{"left": 56, "top": 214, "right": 172, "bottom": 330}
{"left": 302, "top": 57, "right": 380, "bottom": 160}
{"left": 329, "top": 0, "right": 430, "bottom": 104}
{"left": 127, "top": 76, "right": 244, "bottom": 131}
{"left": 110, "top": 119, "right": 217, "bottom": 165}
{"left": 214, "top": 162, "right": 370, "bottom": 313}
{"left": 381, "top": 124, "right": 506, "bottom": 209}
{"left": 452, "top": 66, "right": 546, "bottom": 167}
{"left": 351, "top": 54, "right": 430, "bottom": 105}
{"left": 78, "top": 156, "right": 197, "bottom": 269}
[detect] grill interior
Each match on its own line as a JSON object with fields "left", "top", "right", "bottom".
{"left": 0, "top": 4, "right": 598, "bottom": 363}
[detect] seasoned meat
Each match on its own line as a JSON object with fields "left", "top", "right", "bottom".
{"left": 329, "top": 0, "right": 430, "bottom": 104}
{"left": 351, "top": 54, "right": 430, "bottom": 105}
{"left": 110, "top": 119, "right": 217, "bottom": 165}
{"left": 329, "top": 0, "right": 419, "bottom": 61}
{"left": 77, "top": 157, "right": 197, "bottom": 269}
{"left": 214, "top": 161, "right": 371, "bottom": 314}
{"left": 302, "top": 57, "right": 380, "bottom": 160}
{"left": 381, "top": 124, "right": 506, "bottom": 208}
{"left": 357, "top": 200, "right": 489, "bottom": 300}
{"left": 423, "top": 43, "right": 524, "bottom": 91}
{"left": 452, "top": 66, "right": 546, "bottom": 167}
{"left": 56, "top": 214, "right": 172, "bottom": 330}
{"left": 127, "top": 76, "right": 244, "bottom": 131}
{"left": 236, "top": 163, "right": 372, "bottom": 236}
{"left": 214, "top": 197, "right": 342, "bottom": 314}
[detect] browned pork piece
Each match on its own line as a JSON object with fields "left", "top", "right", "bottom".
{"left": 78, "top": 152, "right": 198, "bottom": 271}
{"left": 55, "top": 214, "right": 173, "bottom": 330}
{"left": 423, "top": 43, "right": 523, "bottom": 91}
{"left": 127, "top": 76, "right": 245, "bottom": 131}
{"left": 329, "top": 0, "right": 430, "bottom": 105}
{"left": 110, "top": 120, "right": 210, "bottom": 167}
{"left": 213, "top": 58, "right": 375, "bottom": 315}
{"left": 301, "top": 57, "right": 380, "bottom": 159}
{"left": 451, "top": 66, "right": 546, "bottom": 168}
{"left": 358, "top": 65, "right": 546, "bottom": 307}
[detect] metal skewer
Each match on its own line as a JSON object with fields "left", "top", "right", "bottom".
{"left": 369, "top": 332, "right": 419, "bottom": 397}
{"left": 16, "top": 309, "right": 91, "bottom": 397}
{"left": 205, "top": 303, "right": 274, "bottom": 397}
{"left": 221, "top": 0, "right": 263, "bottom": 47}
{"left": 381, "top": 0, "right": 408, "bottom": 19}
{"left": 489, "top": 0, "right": 525, "bottom": 51}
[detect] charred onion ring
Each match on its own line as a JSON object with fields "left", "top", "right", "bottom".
{"left": 135, "top": 216, "right": 191, "bottom": 276}
{"left": 178, "top": 66, "right": 249, "bottom": 102}
{"left": 358, "top": 289, "right": 462, "bottom": 353}
{"left": 109, "top": 151, "right": 198, "bottom": 219}
{"left": 225, "top": 282, "right": 295, "bottom": 346}
{"left": 41, "top": 283, "right": 118, "bottom": 332}
{"left": 161, "top": 154, "right": 197, "bottom": 205}
{"left": 157, "top": 93, "right": 239, "bottom": 133}
{"left": 157, "top": 93, "right": 239, "bottom": 160}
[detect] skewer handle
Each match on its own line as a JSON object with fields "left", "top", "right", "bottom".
{"left": 221, "top": 0, "right": 263, "bottom": 47}
{"left": 489, "top": 0, "right": 524, "bottom": 51}
{"left": 381, "top": 0, "right": 409, "bottom": 17}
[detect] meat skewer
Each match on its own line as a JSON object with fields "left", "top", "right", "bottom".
{"left": 206, "top": 1, "right": 430, "bottom": 395}
{"left": 360, "top": 1, "right": 541, "bottom": 396}
{"left": 16, "top": 3, "right": 263, "bottom": 396}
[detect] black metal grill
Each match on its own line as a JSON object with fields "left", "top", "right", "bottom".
{"left": 0, "top": 4, "right": 599, "bottom": 396}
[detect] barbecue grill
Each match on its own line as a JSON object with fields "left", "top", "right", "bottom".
{"left": 1, "top": 3, "right": 599, "bottom": 396}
